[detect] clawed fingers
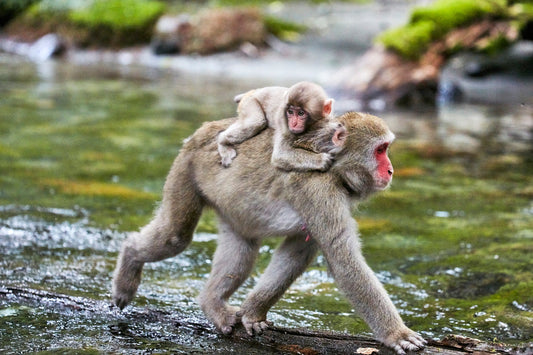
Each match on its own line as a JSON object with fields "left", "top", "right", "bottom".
{"left": 385, "top": 329, "right": 427, "bottom": 354}
{"left": 243, "top": 319, "right": 271, "bottom": 336}
{"left": 393, "top": 344, "right": 406, "bottom": 355}
{"left": 399, "top": 339, "right": 421, "bottom": 351}
{"left": 244, "top": 322, "right": 254, "bottom": 336}
{"left": 409, "top": 334, "right": 427, "bottom": 348}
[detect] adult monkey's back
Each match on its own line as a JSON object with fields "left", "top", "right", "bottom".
{"left": 112, "top": 112, "right": 426, "bottom": 355}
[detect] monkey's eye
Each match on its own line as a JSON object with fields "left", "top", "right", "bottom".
{"left": 298, "top": 110, "right": 306, "bottom": 117}
{"left": 376, "top": 143, "right": 388, "bottom": 154}
{"left": 287, "top": 108, "right": 294, "bottom": 115}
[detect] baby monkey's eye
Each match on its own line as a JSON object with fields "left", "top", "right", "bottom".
{"left": 298, "top": 110, "right": 306, "bottom": 116}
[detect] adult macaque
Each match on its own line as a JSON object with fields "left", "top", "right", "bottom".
{"left": 112, "top": 112, "right": 426, "bottom": 354}
{"left": 217, "top": 81, "right": 336, "bottom": 171}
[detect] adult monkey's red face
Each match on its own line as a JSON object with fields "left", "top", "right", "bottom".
{"left": 329, "top": 112, "right": 396, "bottom": 197}
{"left": 374, "top": 142, "right": 394, "bottom": 190}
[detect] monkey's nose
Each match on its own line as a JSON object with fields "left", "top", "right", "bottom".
{"left": 387, "top": 169, "right": 393, "bottom": 176}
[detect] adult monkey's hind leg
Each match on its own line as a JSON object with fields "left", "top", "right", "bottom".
{"left": 112, "top": 157, "right": 204, "bottom": 309}
{"left": 239, "top": 234, "right": 319, "bottom": 335}
{"left": 198, "top": 221, "right": 260, "bottom": 334}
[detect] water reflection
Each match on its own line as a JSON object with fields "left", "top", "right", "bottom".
{"left": 438, "top": 103, "right": 533, "bottom": 154}
{"left": 380, "top": 103, "right": 532, "bottom": 155}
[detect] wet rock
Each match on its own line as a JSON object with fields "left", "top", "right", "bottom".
{"left": 445, "top": 272, "right": 511, "bottom": 299}
{"left": 331, "top": 46, "right": 438, "bottom": 110}
{"left": 0, "top": 33, "right": 65, "bottom": 61}
{"left": 28, "top": 33, "right": 66, "bottom": 61}
{"left": 151, "top": 8, "right": 266, "bottom": 56}
{"left": 332, "top": 19, "right": 522, "bottom": 109}
{"left": 151, "top": 15, "right": 192, "bottom": 55}
{"left": 438, "top": 41, "right": 533, "bottom": 105}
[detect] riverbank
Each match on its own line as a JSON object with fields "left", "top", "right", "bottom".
{"left": 0, "top": 2, "right": 414, "bottom": 84}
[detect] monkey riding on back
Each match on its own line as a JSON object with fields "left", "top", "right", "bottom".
{"left": 217, "top": 81, "right": 340, "bottom": 172}
{"left": 112, "top": 110, "right": 427, "bottom": 355}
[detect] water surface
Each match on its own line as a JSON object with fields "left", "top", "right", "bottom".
{"left": 0, "top": 54, "right": 532, "bottom": 353}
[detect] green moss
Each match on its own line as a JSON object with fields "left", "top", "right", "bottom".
{"left": 67, "top": 0, "right": 165, "bottom": 47}
{"left": 377, "top": 20, "right": 437, "bottom": 59}
{"left": 69, "top": 0, "right": 165, "bottom": 29}
{"left": 376, "top": 0, "right": 509, "bottom": 59}
{"left": 264, "top": 15, "right": 308, "bottom": 41}
{"left": 410, "top": 0, "right": 507, "bottom": 34}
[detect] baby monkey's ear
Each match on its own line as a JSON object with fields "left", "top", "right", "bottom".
{"left": 323, "top": 98, "right": 334, "bottom": 116}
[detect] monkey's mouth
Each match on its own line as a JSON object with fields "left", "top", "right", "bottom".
{"left": 375, "top": 180, "right": 391, "bottom": 190}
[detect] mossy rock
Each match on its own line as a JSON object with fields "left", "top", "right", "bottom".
{"left": 263, "top": 15, "right": 308, "bottom": 42}
{"left": 6, "top": 0, "right": 166, "bottom": 47}
{"left": 69, "top": 0, "right": 166, "bottom": 47}
{"left": 375, "top": 0, "right": 529, "bottom": 59}
{"left": 179, "top": 7, "right": 267, "bottom": 55}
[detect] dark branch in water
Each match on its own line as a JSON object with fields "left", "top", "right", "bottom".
{"left": 0, "top": 286, "right": 529, "bottom": 355}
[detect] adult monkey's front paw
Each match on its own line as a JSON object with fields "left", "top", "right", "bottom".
{"left": 380, "top": 327, "right": 427, "bottom": 355}
{"left": 237, "top": 310, "right": 272, "bottom": 336}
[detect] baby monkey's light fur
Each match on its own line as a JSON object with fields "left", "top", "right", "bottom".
{"left": 217, "top": 81, "right": 335, "bottom": 171}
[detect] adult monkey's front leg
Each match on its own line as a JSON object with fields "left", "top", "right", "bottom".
{"left": 316, "top": 218, "right": 426, "bottom": 355}
{"left": 238, "top": 234, "right": 319, "bottom": 335}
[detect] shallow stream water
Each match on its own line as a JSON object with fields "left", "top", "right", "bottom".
{"left": 0, "top": 52, "right": 532, "bottom": 353}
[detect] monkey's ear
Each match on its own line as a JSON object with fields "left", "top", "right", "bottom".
{"left": 332, "top": 125, "right": 346, "bottom": 147}
{"left": 323, "top": 99, "right": 334, "bottom": 116}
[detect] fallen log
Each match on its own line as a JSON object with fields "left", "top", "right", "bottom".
{"left": 0, "top": 286, "right": 530, "bottom": 354}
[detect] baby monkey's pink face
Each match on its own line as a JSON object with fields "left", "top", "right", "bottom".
{"left": 286, "top": 105, "right": 309, "bottom": 134}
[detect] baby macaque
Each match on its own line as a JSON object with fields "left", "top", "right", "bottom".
{"left": 217, "top": 81, "right": 336, "bottom": 171}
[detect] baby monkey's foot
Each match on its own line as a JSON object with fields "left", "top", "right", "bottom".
{"left": 218, "top": 144, "right": 237, "bottom": 168}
